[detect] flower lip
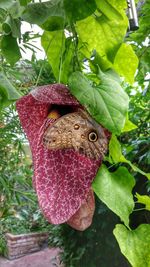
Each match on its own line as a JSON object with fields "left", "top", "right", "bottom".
{"left": 16, "top": 84, "right": 106, "bottom": 226}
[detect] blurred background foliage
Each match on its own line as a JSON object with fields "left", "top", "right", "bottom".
{"left": 0, "top": 59, "right": 55, "bottom": 255}
{"left": 0, "top": 0, "right": 149, "bottom": 266}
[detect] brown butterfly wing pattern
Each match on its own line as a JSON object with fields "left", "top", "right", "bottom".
{"left": 43, "top": 109, "right": 108, "bottom": 160}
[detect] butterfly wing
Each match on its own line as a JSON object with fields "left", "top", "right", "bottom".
{"left": 43, "top": 109, "right": 108, "bottom": 159}
{"left": 43, "top": 112, "right": 82, "bottom": 150}
{"left": 75, "top": 110, "right": 108, "bottom": 159}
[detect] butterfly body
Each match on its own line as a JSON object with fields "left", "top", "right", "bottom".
{"left": 43, "top": 109, "right": 108, "bottom": 160}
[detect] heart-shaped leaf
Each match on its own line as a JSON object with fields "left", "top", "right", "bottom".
{"left": 114, "top": 224, "right": 150, "bottom": 267}
{"left": 69, "top": 71, "right": 129, "bottom": 134}
{"left": 92, "top": 165, "right": 135, "bottom": 227}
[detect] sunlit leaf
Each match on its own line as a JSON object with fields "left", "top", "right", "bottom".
{"left": 96, "top": 0, "right": 127, "bottom": 15}
{"left": 69, "top": 70, "right": 129, "bottom": 134}
{"left": 113, "top": 43, "right": 139, "bottom": 85}
{"left": 92, "top": 165, "right": 135, "bottom": 227}
{"left": 114, "top": 224, "right": 150, "bottom": 267}
{"left": 122, "top": 116, "right": 137, "bottom": 132}
{"left": 108, "top": 134, "right": 150, "bottom": 180}
{"left": 41, "top": 31, "right": 74, "bottom": 83}
{"left": 109, "top": 134, "right": 125, "bottom": 163}
{"left": 135, "top": 193, "right": 150, "bottom": 211}
{"left": 76, "top": 0, "right": 128, "bottom": 63}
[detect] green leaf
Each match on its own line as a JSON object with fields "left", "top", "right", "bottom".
{"left": 68, "top": 71, "right": 129, "bottom": 134}
{"left": 1, "top": 34, "right": 21, "bottom": 65}
{"left": 92, "top": 165, "right": 135, "bottom": 227}
{"left": 76, "top": 0, "right": 128, "bottom": 63}
{"left": 127, "top": 161, "right": 150, "bottom": 180}
{"left": 2, "top": 16, "right": 12, "bottom": 34}
{"left": 90, "top": 52, "right": 113, "bottom": 73}
{"left": 22, "top": 0, "right": 65, "bottom": 29}
{"left": 41, "top": 16, "right": 64, "bottom": 31}
{"left": 2, "top": 16, "right": 21, "bottom": 38}
{"left": 0, "top": 8, "right": 7, "bottom": 25}
{"left": 63, "top": 0, "right": 96, "bottom": 22}
{"left": 41, "top": 31, "right": 74, "bottom": 83}
{"left": 113, "top": 43, "right": 139, "bottom": 85}
{"left": 122, "top": 115, "right": 137, "bottom": 132}
{"left": 109, "top": 134, "right": 125, "bottom": 163}
{"left": 95, "top": 0, "right": 127, "bottom": 20}
{"left": 60, "top": 38, "right": 74, "bottom": 83}
{"left": 19, "top": 0, "right": 31, "bottom": 6}
{"left": 9, "top": 1, "right": 25, "bottom": 18}
{"left": 0, "top": 0, "right": 24, "bottom": 17}
{"left": 0, "top": 71, "right": 21, "bottom": 109}
{"left": 41, "top": 30, "right": 64, "bottom": 82}
{"left": 0, "top": 0, "right": 15, "bottom": 9}
{"left": 108, "top": 134, "right": 150, "bottom": 180}
{"left": 135, "top": 193, "right": 150, "bottom": 211}
{"left": 113, "top": 224, "right": 150, "bottom": 267}
{"left": 102, "top": 68, "right": 122, "bottom": 83}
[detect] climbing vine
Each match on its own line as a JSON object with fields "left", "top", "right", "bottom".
{"left": 0, "top": 0, "right": 150, "bottom": 266}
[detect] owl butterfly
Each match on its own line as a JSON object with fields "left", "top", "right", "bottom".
{"left": 43, "top": 109, "right": 108, "bottom": 160}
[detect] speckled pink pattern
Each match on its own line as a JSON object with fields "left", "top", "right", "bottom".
{"left": 16, "top": 84, "right": 103, "bottom": 224}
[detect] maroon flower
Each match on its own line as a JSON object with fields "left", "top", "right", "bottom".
{"left": 16, "top": 84, "right": 108, "bottom": 230}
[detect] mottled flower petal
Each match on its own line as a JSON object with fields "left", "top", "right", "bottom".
{"left": 16, "top": 84, "right": 103, "bottom": 225}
